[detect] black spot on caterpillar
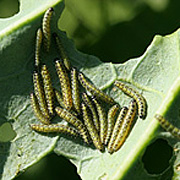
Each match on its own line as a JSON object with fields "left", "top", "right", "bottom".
{"left": 114, "top": 81, "right": 146, "bottom": 119}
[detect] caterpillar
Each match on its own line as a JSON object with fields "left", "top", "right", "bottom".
{"left": 71, "top": 67, "right": 81, "bottom": 114}
{"left": 30, "top": 93, "right": 50, "bottom": 125}
{"left": 108, "top": 107, "right": 128, "bottom": 154}
{"left": 114, "top": 81, "right": 146, "bottom": 119}
{"left": 41, "top": 64, "right": 54, "bottom": 116}
{"left": 155, "top": 114, "right": 180, "bottom": 139}
{"left": 42, "top": 7, "right": 54, "bottom": 52}
{"left": 113, "top": 99, "right": 137, "bottom": 152}
{"left": 33, "top": 70, "right": 50, "bottom": 118}
{"left": 54, "top": 89, "right": 65, "bottom": 108}
{"left": 55, "top": 106, "right": 90, "bottom": 144}
{"left": 34, "top": 28, "right": 43, "bottom": 67}
{"left": 81, "top": 103, "right": 104, "bottom": 152}
{"left": 30, "top": 124, "right": 79, "bottom": 137}
{"left": 53, "top": 32, "right": 71, "bottom": 70}
{"left": 104, "top": 104, "right": 119, "bottom": 146}
{"left": 55, "top": 59, "right": 72, "bottom": 110}
{"left": 82, "top": 93, "right": 100, "bottom": 132}
{"left": 78, "top": 72, "right": 115, "bottom": 104}
{"left": 54, "top": 88, "right": 78, "bottom": 116}
{"left": 92, "top": 98, "right": 107, "bottom": 144}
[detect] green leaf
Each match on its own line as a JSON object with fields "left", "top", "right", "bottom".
{"left": 0, "top": 1, "right": 63, "bottom": 179}
{"left": 0, "top": 0, "right": 180, "bottom": 180}
{"left": 54, "top": 31, "right": 180, "bottom": 179}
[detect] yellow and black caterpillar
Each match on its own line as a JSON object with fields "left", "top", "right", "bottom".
{"left": 30, "top": 7, "right": 148, "bottom": 154}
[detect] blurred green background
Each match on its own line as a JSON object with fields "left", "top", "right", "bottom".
{"left": 1, "top": 0, "right": 180, "bottom": 179}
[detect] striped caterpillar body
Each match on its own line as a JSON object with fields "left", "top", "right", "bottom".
{"left": 41, "top": 64, "right": 54, "bottom": 116}
{"left": 35, "top": 28, "right": 43, "bottom": 67}
{"left": 92, "top": 98, "right": 107, "bottom": 144}
{"left": 55, "top": 106, "right": 90, "bottom": 144}
{"left": 54, "top": 89, "right": 78, "bottom": 116}
{"left": 82, "top": 93, "right": 99, "bottom": 132}
{"left": 42, "top": 7, "right": 54, "bottom": 52}
{"left": 155, "top": 114, "right": 180, "bottom": 139}
{"left": 54, "top": 89, "right": 65, "bottom": 108}
{"left": 104, "top": 104, "right": 119, "bottom": 146}
{"left": 114, "top": 81, "right": 146, "bottom": 119}
{"left": 82, "top": 103, "right": 104, "bottom": 152}
{"left": 30, "top": 124, "right": 79, "bottom": 137}
{"left": 71, "top": 67, "right": 81, "bottom": 114}
{"left": 55, "top": 59, "right": 72, "bottom": 110}
{"left": 108, "top": 107, "right": 128, "bottom": 154}
{"left": 30, "top": 93, "right": 50, "bottom": 125}
{"left": 113, "top": 99, "right": 137, "bottom": 153}
{"left": 33, "top": 70, "right": 50, "bottom": 118}
{"left": 78, "top": 72, "right": 115, "bottom": 104}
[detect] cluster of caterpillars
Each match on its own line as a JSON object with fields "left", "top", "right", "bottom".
{"left": 30, "top": 7, "right": 147, "bottom": 154}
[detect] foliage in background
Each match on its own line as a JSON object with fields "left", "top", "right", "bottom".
{"left": 59, "top": 0, "right": 169, "bottom": 47}
{"left": 60, "top": 0, "right": 180, "bottom": 63}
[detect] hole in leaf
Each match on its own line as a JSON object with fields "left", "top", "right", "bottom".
{"left": 15, "top": 153, "right": 81, "bottom": 180}
{"left": 0, "top": 122, "right": 16, "bottom": 142}
{"left": 0, "top": 0, "right": 19, "bottom": 18}
{"left": 142, "top": 138, "right": 173, "bottom": 175}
